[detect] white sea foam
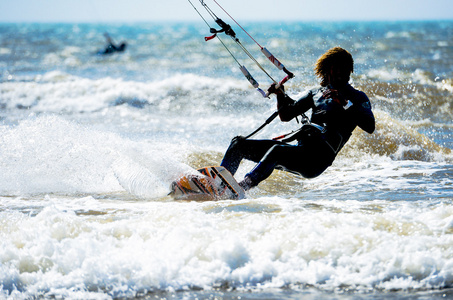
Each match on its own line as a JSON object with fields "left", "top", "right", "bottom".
{"left": 0, "top": 196, "right": 452, "bottom": 298}
{"left": 0, "top": 72, "right": 250, "bottom": 115}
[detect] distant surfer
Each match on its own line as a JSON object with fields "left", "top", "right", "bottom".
{"left": 221, "top": 47, "right": 375, "bottom": 191}
{"left": 98, "top": 32, "right": 127, "bottom": 55}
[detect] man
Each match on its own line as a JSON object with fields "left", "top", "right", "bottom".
{"left": 220, "top": 47, "right": 375, "bottom": 190}
{"left": 98, "top": 32, "right": 127, "bottom": 55}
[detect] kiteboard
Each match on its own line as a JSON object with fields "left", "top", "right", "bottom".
{"left": 169, "top": 166, "right": 245, "bottom": 201}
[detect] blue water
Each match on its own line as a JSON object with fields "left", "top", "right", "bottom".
{"left": 0, "top": 18, "right": 452, "bottom": 299}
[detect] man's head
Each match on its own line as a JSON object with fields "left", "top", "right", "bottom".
{"left": 315, "top": 47, "right": 354, "bottom": 87}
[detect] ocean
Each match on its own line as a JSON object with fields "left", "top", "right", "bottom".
{"left": 0, "top": 19, "right": 452, "bottom": 299}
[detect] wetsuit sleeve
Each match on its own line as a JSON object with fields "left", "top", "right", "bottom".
{"left": 276, "top": 90, "right": 313, "bottom": 122}
{"left": 351, "top": 91, "right": 375, "bottom": 134}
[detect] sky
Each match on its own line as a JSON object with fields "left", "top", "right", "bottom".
{"left": 1, "top": 0, "right": 453, "bottom": 22}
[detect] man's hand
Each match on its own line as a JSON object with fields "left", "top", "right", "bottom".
{"left": 267, "top": 83, "right": 284, "bottom": 95}
{"left": 323, "top": 88, "right": 346, "bottom": 106}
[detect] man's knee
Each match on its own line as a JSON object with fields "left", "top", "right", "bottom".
{"left": 231, "top": 135, "right": 245, "bottom": 144}
{"left": 227, "top": 135, "right": 246, "bottom": 151}
{"left": 261, "top": 144, "right": 285, "bottom": 162}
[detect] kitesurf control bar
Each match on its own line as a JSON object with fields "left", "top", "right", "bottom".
{"left": 189, "top": 0, "right": 295, "bottom": 99}
{"left": 187, "top": 0, "right": 301, "bottom": 139}
{"left": 205, "top": 20, "right": 293, "bottom": 98}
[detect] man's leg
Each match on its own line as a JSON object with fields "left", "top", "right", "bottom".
{"left": 221, "top": 137, "right": 283, "bottom": 175}
{"left": 240, "top": 143, "right": 303, "bottom": 190}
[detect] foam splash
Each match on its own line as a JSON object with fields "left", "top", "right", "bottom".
{"left": 112, "top": 155, "right": 169, "bottom": 199}
{"left": 0, "top": 115, "right": 118, "bottom": 194}
{"left": 0, "top": 115, "right": 191, "bottom": 196}
{"left": 112, "top": 150, "right": 196, "bottom": 200}
{"left": 345, "top": 110, "right": 452, "bottom": 162}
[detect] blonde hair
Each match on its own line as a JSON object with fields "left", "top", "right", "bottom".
{"left": 315, "top": 47, "right": 354, "bottom": 86}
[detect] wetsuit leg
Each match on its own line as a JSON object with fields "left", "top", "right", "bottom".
{"left": 220, "top": 137, "right": 285, "bottom": 175}
{"left": 245, "top": 140, "right": 335, "bottom": 188}
{"left": 245, "top": 143, "right": 300, "bottom": 185}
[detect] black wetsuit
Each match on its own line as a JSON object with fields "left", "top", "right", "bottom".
{"left": 99, "top": 42, "right": 127, "bottom": 55}
{"left": 220, "top": 84, "right": 375, "bottom": 187}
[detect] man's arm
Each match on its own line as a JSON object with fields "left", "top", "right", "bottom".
{"left": 276, "top": 89, "right": 313, "bottom": 122}
{"left": 352, "top": 92, "right": 375, "bottom": 134}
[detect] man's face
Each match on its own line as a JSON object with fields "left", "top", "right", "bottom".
{"left": 328, "top": 66, "right": 351, "bottom": 88}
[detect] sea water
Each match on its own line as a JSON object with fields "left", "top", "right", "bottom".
{"left": 0, "top": 20, "right": 452, "bottom": 299}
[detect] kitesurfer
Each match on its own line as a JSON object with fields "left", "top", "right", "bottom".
{"left": 98, "top": 32, "right": 127, "bottom": 55}
{"left": 220, "top": 47, "right": 375, "bottom": 190}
